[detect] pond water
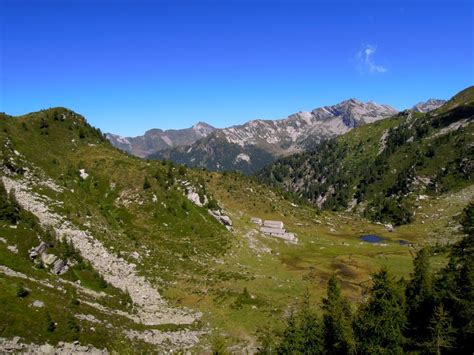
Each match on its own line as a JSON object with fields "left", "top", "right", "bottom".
{"left": 360, "top": 234, "right": 384, "bottom": 243}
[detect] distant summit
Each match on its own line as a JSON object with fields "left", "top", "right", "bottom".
{"left": 148, "top": 99, "right": 397, "bottom": 174}
{"left": 106, "top": 122, "right": 215, "bottom": 158}
{"left": 411, "top": 99, "right": 447, "bottom": 113}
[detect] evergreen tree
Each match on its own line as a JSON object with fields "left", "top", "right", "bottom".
{"left": 322, "top": 276, "right": 355, "bottom": 354}
{"left": 425, "top": 305, "right": 454, "bottom": 355}
{"left": 354, "top": 268, "right": 407, "bottom": 354}
{"left": 277, "top": 293, "right": 323, "bottom": 354}
{"left": 449, "top": 204, "right": 474, "bottom": 352}
{"left": 406, "top": 248, "right": 433, "bottom": 345}
{"left": 278, "top": 312, "right": 303, "bottom": 354}
{"left": 300, "top": 310, "right": 323, "bottom": 354}
{"left": 0, "top": 182, "right": 20, "bottom": 223}
{"left": 143, "top": 177, "right": 151, "bottom": 190}
{"left": 432, "top": 204, "right": 474, "bottom": 353}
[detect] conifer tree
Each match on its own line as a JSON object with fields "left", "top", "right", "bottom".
{"left": 277, "top": 293, "right": 323, "bottom": 354}
{"left": 0, "top": 181, "right": 20, "bottom": 223}
{"left": 406, "top": 248, "right": 433, "bottom": 344}
{"left": 322, "top": 276, "right": 355, "bottom": 354}
{"left": 278, "top": 312, "right": 303, "bottom": 354}
{"left": 426, "top": 304, "right": 454, "bottom": 355}
{"left": 354, "top": 268, "right": 406, "bottom": 353}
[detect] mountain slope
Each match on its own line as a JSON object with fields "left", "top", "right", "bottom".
{"left": 258, "top": 86, "right": 474, "bottom": 226}
{"left": 1, "top": 102, "right": 472, "bottom": 352}
{"left": 0, "top": 108, "right": 230, "bottom": 351}
{"left": 151, "top": 99, "right": 397, "bottom": 174}
{"left": 106, "top": 121, "right": 215, "bottom": 158}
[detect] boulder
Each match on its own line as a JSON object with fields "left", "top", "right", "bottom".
{"left": 208, "top": 210, "right": 233, "bottom": 227}
{"left": 51, "top": 259, "right": 67, "bottom": 275}
{"left": 29, "top": 241, "right": 48, "bottom": 259}
{"left": 41, "top": 253, "right": 57, "bottom": 267}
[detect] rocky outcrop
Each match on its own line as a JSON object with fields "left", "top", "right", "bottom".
{"left": 208, "top": 209, "right": 233, "bottom": 229}
{"left": 125, "top": 329, "right": 204, "bottom": 348}
{"left": 0, "top": 337, "right": 108, "bottom": 354}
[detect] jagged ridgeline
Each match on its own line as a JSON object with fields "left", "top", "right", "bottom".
{"left": 258, "top": 86, "right": 474, "bottom": 225}
{"left": 0, "top": 107, "right": 232, "bottom": 351}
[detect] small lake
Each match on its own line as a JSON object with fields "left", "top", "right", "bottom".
{"left": 360, "top": 234, "right": 384, "bottom": 243}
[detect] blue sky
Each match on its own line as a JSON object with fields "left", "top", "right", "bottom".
{"left": 1, "top": 0, "right": 473, "bottom": 136}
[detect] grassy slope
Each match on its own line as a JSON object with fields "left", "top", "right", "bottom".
{"left": 0, "top": 108, "right": 230, "bottom": 350}
{"left": 0, "top": 103, "right": 472, "bottom": 350}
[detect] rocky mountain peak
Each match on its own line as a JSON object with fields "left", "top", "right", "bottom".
{"left": 149, "top": 98, "right": 399, "bottom": 174}
{"left": 411, "top": 99, "right": 447, "bottom": 113}
{"left": 192, "top": 121, "right": 215, "bottom": 135}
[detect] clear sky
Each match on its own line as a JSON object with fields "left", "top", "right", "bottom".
{"left": 1, "top": 0, "right": 473, "bottom": 136}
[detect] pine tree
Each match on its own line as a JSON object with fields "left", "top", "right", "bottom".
{"left": 143, "top": 177, "right": 151, "bottom": 190}
{"left": 278, "top": 312, "right": 303, "bottom": 354}
{"left": 406, "top": 248, "right": 433, "bottom": 345}
{"left": 432, "top": 204, "right": 474, "bottom": 353}
{"left": 300, "top": 310, "right": 323, "bottom": 354}
{"left": 450, "top": 203, "right": 474, "bottom": 352}
{"left": 322, "top": 276, "right": 355, "bottom": 354}
{"left": 0, "top": 182, "right": 20, "bottom": 223}
{"left": 354, "top": 268, "right": 407, "bottom": 353}
{"left": 277, "top": 293, "right": 323, "bottom": 354}
{"left": 425, "top": 305, "right": 454, "bottom": 355}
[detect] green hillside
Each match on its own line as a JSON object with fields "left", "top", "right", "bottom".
{"left": 0, "top": 97, "right": 472, "bottom": 352}
{"left": 258, "top": 86, "right": 474, "bottom": 227}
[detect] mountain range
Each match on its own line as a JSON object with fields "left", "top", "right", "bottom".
{"left": 259, "top": 87, "right": 472, "bottom": 226}
{"left": 0, "top": 88, "right": 471, "bottom": 353}
{"left": 106, "top": 121, "right": 215, "bottom": 158}
{"left": 107, "top": 99, "right": 446, "bottom": 174}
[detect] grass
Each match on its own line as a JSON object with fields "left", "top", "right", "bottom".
{"left": 0, "top": 106, "right": 471, "bottom": 350}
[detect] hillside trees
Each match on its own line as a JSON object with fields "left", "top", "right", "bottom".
{"left": 354, "top": 268, "right": 407, "bottom": 353}
{"left": 0, "top": 180, "right": 20, "bottom": 223}
{"left": 270, "top": 204, "right": 474, "bottom": 354}
{"left": 321, "top": 276, "right": 355, "bottom": 354}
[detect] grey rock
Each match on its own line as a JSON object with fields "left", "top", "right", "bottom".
{"left": 411, "top": 99, "right": 446, "bottom": 113}
{"left": 29, "top": 241, "right": 48, "bottom": 259}
{"left": 32, "top": 300, "right": 45, "bottom": 308}
{"left": 150, "top": 99, "right": 397, "bottom": 174}
{"left": 51, "top": 259, "right": 67, "bottom": 275}
{"left": 106, "top": 122, "right": 215, "bottom": 158}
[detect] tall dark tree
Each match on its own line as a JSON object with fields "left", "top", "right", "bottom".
{"left": 449, "top": 204, "right": 474, "bottom": 351}
{"left": 278, "top": 312, "right": 303, "bottom": 354}
{"left": 278, "top": 293, "right": 323, "bottom": 354}
{"left": 425, "top": 304, "right": 454, "bottom": 355}
{"left": 406, "top": 248, "right": 433, "bottom": 345}
{"left": 354, "top": 268, "right": 407, "bottom": 354}
{"left": 321, "top": 276, "right": 355, "bottom": 354}
{"left": 0, "top": 181, "right": 20, "bottom": 223}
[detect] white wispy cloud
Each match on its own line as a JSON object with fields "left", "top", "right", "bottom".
{"left": 355, "top": 44, "right": 387, "bottom": 74}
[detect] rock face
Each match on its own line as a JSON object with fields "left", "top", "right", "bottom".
{"left": 0, "top": 337, "right": 108, "bottom": 354}
{"left": 150, "top": 99, "right": 397, "bottom": 174}
{"left": 208, "top": 209, "right": 233, "bottom": 229}
{"left": 411, "top": 99, "right": 446, "bottom": 113}
{"left": 106, "top": 122, "right": 215, "bottom": 158}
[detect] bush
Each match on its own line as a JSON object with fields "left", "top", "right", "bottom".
{"left": 16, "top": 284, "right": 29, "bottom": 298}
{"left": 143, "top": 177, "right": 151, "bottom": 190}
